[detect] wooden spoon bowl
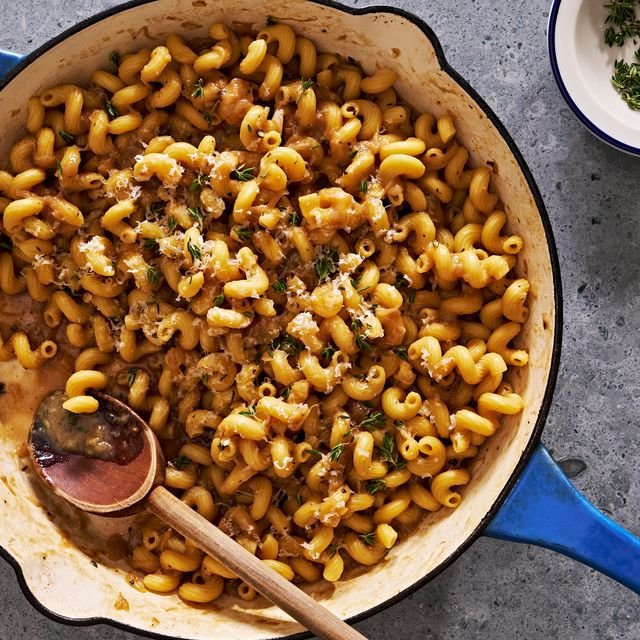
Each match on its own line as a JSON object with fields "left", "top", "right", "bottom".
{"left": 29, "top": 391, "right": 164, "bottom": 514}
{"left": 28, "top": 390, "right": 367, "bottom": 640}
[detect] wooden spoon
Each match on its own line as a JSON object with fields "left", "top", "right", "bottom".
{"left": 29, "top": 390, "right": 367, "bottom": 640}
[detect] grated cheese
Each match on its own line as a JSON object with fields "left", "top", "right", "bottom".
{"left": 77, "top": 236, "right": 105, "bottom": 255}
{"left": 32, "top": 253, "right": 53, "bottom": 268}
{"left": 273, "top": 456, "right": 294, "bottom": 471}
{"left": 300, "top": 542, "right": 320, "bottom": 560}
{"left": 288, "top": 312, "right": 318, "bottom": 337}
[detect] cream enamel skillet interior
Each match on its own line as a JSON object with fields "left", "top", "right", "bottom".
{"left": 0, "top": 0, "right": 561, "bottom": 638}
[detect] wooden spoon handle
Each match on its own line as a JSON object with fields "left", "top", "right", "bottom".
{"left": 146, "top": 486, "right": 367, "bottom": 640}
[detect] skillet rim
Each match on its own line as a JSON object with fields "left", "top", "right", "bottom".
{"left": 0, "top": 0, "right": 563, "bottom": 637}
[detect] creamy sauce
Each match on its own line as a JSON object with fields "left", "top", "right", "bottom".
{"left": 31, "top": 390, "right": 143, "bottom": 467}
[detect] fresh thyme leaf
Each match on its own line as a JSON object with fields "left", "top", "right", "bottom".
{"left": 348, "top": 148, "right": 358, "bottom": 160}
{"left": 393, "top": 274, "right": 409, "bottom": 289}
{"left": 143, "top": 238, "right": 159, "bottom": 253}
{"left": 167, "top": 215, "right": 177, "bottom": 232}
{"left": 315, "top": 247, "right": 339, "bottom": 282}
{"left": 360, "top": 410, "right": 386, "bottom": 430}
{"left": 59, "top": 130, "right": 74, "bottom": 144}
{"left": 288, "top": 211, "right": 301, "bottom": 226}
{"left": 187, "top": 205, "right": 204, "bottom": 226}
{"left": 150, "top": 201, "right": 165, "bottom": 217}
{"left": 127, "top": 368, "right": 138, "bottom": 387}
{"left": 271, "top": 333, "right": 303, "bottom": 357}
{"left": 146, "top": 265, "right": 161, "bottom": 285}
{"left": 359, "top": 179, "right": 369, "bottom": 194}
{"left": 203, "top": 110, "right": 212, "bottom": 126}
{"left": 612, "top": 54, "right": 640, "bottom": 109}
{"left": 328, "top": 441, "right": 348, "bottom": 462}
{"left": 64, "top": 409, "right": 79, "bottom": 426}
{"left": 306, "top": 448, "right": 323, "bottom": 456}
{"left": 327, "top": 542, "right": 339, "bottom": 557}
{"left": 393, "top": 420, "right": 405, "bottom": 427}
{"left": 238, "top": 405, "right": 256, "bottom": 416}
{"left": 320, "top": 344, "right": 336, "bottom": 360}
{"left": 282, "top": 386, "right": 291, "bottom": 400}
{"left": 172, "top": 454, "right": 191, "bottom": 470}
{"left": 360, "top": 531, "right": 376, "bottom": 546}
{"left": 365, "top": 479, "right": 386, "bottom": 495}
{"left": 189, "top": 172, "right": 210, "bottom": 192}
{"left": 350, "top": 319, "right": 372, "bottom": 352}
{"left": 213, "top": 293, "right": 225, "bottom": 307}
{"left": 109, "top": 50, "right": 120, "bottom": 67}
{"left": 235, "top": 227, "right": 251, "bottom": 242}
{"left": 272, "top": 279, "right": 287, "bottom": 294}
{"left": 242, "top": 310, "right": 255, "bottom": 318}
{"left": 201, "top": 373, "right": 210, "bottom": 385}
{"left": 104, "top": 97, "right": 119, "bottom": 119}
{"left": 356, "top": 333, "right": 371, "bottom": 351}
{"left": 379, "top": 434, "right": 406, "bottom": 470}
{"left": 392, "top": 346, "right": 408, "bottom": 360}
{"left": 296, "top": 78, "right": 314, "bottom": 103}
{"left": 187, "top": 237, "right": 202, "bottom": 261}
{"left": 191, "top": 78, "right": 204, "bottom": 98}
{"left": 232, "top": 164, "right": 255, "bottom": 181}
{"left": 408, "top": 289, "right": 416, "bottom": 304}
{"left": 604, "top": 0, "right": 640, "bottom": 47}
{"left": 55, "top": 159, "right": 63, "bottom": 177}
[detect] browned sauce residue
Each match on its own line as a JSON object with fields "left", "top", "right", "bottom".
{"left": 114, "top": 593, "right": 130, "bottom": 611}
{"left": 31, "top": 390, "right": 143, "bottom": 467}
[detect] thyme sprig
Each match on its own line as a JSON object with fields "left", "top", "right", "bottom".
{"left": 612, "top": 52, "right": 640, "bottom": 109}
{"left": 315, "top": 247, "right": 339, "bottom": 282}
{"left": 360, "top": 531, "right": 375, "bottom": 546}
{"left": 604, "top": 0, "right": 640, "bottom": 47}
{"left": 360, "top": 410, "right": 386, "bottom": 431}
{"left": 379, "top": 434, "right": 406, "bottom": 470}
{"left": 365, "top": 479, "right": 386, "bottom": 495}
{"left": 191, "top": 78, "right": 205, "bottom": 98}
{"left": 232, "top": 164, "right": 256, "bottom": 181}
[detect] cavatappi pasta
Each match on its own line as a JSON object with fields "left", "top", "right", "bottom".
{"left": 0, "top": 19, "right": 529, "bottom": 603}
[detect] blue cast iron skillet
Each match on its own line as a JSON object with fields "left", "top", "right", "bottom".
{"left": 0, "top": 1, "right": 637, "bottom": 639}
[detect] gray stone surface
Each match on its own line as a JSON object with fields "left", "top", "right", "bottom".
{"left": 0, "top": 0, "right": 638, "bottom": 638}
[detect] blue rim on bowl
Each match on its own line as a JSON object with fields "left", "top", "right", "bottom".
{"left": 548, "top": 0, "right": 640, "bottom": 156}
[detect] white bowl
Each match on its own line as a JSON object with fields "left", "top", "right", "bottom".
{"left": 549, "top": 0, "right": 640, "bottom": 154}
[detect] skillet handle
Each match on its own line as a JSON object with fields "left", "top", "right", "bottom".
{"left": 0, "top": 49, "right": 23, "bottom": 77}
{"left": 484, "top": 443, "right": 640, "bottom": 594}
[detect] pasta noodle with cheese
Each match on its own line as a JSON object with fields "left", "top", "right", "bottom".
{"left": 0, "top": 19, "right": 529, "bottom": 603}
